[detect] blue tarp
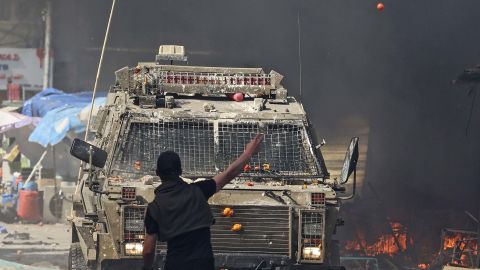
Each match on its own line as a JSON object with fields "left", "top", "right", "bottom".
{"left": 22, "top": 88, "right": 96, "bottom": 117}
{"left": 22, "top": 88, "right": 106, "bottom": 147}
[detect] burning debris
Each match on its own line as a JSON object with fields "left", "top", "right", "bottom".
{"left": 418, "top": 263, "right": 429, "bottom": 269}
{"left": 341, "top": 214, "right": 480, "bottom": 270}
{"left": 344, "top": 222, "right": 413, "bottom": 257}
{"left": 438, "top": 229, "right": 478, "bottom": 268}
{"left": 341, "top": 221, "right": 427, "bottom": 269}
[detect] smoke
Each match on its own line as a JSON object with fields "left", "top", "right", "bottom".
{"left": 52, "top": 0, "right": 479, "bottom": 218}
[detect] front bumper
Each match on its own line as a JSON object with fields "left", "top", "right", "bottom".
{"left": 100, "top": 255, "right": 332, "bottom": 270}
{"left": 158, "top": 254, "right": 325, "bottom": 270}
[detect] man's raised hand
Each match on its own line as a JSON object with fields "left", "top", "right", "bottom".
{"left": 244, "top": 133, "right": 264, "bottom": 156}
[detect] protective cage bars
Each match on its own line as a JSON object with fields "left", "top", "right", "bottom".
{"left": 298, "top": 209, "right": 326, "bottom": 263}
{"left": 133, "top": 70, "right": 275, "bottom": 96}
{"left": 155, "top": 71, "right": 273, "bottom": 87}
{"left": 155, "top": 205, "right": 293, "bottom": 256}
{"left": 121, "top": 205, "right": 147, "bottom": 256}
{"left": 110, "top": 118, "right": 322, "bottom": 179}
{"left": 209, "top": 205, "right": 292, "bottom": 256}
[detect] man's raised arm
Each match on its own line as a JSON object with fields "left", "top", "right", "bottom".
{"left": 213, "top": 133, "right": 263, "bottom": 192}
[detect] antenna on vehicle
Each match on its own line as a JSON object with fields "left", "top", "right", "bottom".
{"left": 84, "top": 0, "right": 117, "bottom": 140}
{"left": 297, "top": 10, "right": 303, "bottom": 101}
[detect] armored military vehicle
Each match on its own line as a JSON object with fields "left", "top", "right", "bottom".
{"left": 68, "top": 45, "right": 359, "bottom": 270}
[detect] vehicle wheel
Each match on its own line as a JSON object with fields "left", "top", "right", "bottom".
{"left": 48, "top": 193, "right": 63, "bottom": 219}
{"left": 68, "top": 242, "right": 90, "bottom": 270}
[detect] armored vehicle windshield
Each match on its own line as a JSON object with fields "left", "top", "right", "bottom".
{"left": 108, "top": 106, "right": 324, "bottom": 181}
{"left": 105, "top": 47, "right": 328, "bottom": 182}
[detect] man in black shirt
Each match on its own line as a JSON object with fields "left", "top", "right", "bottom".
{"left": 142, "top": 134, "right": 263, "bottom": 270}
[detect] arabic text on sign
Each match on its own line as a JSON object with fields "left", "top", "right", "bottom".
{"left": 0, "top": 54, "right": 20, "bottom": 61}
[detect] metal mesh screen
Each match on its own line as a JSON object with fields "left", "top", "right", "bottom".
{"left": 122, "top": 206, "right": 146, "bottom": 243}
{"left": 217, "top": 123, "right": 318, "bottom": 176}
{"left": 111, "top": 120, "right": 215, "bottom": 177}
{"left": 111, "top": 119, "right": 320, "bottom": 178}
{"left": 301, "top": 211, "right": 325, "bottom": 239}
{"left": 299, "top": 210, "right": 325, "bottom": 261}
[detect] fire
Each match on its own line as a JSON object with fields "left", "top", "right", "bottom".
{"left": 344, "top": 222, "right": 413, "bottom": 257}
{"left": 442, "top": 233, "right": 476, "bottom": 251}
{"left": 418, "top": 263, "right": 429, "bottom": 269}
{"left": 441, "top": 231, "right": 478, "bottom": 267}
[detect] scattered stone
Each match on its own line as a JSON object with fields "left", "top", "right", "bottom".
{"left": 203, "top": 103, "right": 215, "bottom": 112}
{"left": 5, "top": 232, "right": 30, "bottom": 240}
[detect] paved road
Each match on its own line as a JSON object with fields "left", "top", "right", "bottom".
{"left": 0, "top": 223, "right": 70, "bottom": 270}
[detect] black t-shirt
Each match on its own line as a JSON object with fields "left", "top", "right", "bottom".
{"left": 144, "top": 179, "right": 217, "bottom": 262}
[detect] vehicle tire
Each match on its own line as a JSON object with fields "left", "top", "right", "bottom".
{"left": 68, "top": 242, "right": 90, "bottom": 270}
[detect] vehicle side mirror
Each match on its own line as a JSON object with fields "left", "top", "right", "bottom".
{"left": 339, "top": 137, "right": 359, "bottom": 184}
{"left": 70, "top": 138, "right": 107, "bottom": 168}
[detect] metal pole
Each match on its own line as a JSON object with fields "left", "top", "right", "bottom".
{"left": 52, "top": 144, "right": 59, "bottom": 221}
{"left": 85, "top": 0, "right": 117, "bottom": 140}
{"left": 297, "top": 10, "right": 302, "bottom": 100}
{"left": 42, "top": 0, "right": 52, "bottom": 90}
{"left": 49, "top": 57, "right": 54, "bottom": 89}
{"left": 51, "top": 145, "right": 56, "bottom": 181}
{"left": 24, "top": 150, "right": 48, "bottom": 186}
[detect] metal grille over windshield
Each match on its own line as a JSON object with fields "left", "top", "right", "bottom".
{"left": 111, "top": 120, "right": 215, "bottom": 177}
{"left": 111, "top": 119, "right": 320, "bottom": 178}
{"left": 217, "top": 123, "right": 318, "bottom": 176}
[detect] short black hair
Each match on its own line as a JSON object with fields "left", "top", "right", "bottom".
{"left": 156, "top": 151, "right": 182, "bottom": 178}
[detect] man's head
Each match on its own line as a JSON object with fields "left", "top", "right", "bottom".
{"left": 156, "top": 151, "right": 182, "bottom": 180}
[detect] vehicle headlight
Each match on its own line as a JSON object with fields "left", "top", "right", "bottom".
{"left": 303, "top": 247, "right": 321, "bottom": 260}
{"left": 124, "top": 219, "right": 144, "bottom": 232}
{"left": 125, "top": 242, "right": 143, "bottom": 255}
{"left": 302, "top": 223, "right": 323, "bottom": 236}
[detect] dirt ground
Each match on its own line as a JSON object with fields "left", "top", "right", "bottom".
{"left": 0, "top": 222, "right": 70, "bottom": 270}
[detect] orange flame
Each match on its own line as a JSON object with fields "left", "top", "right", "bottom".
{"left": 442, "top": 233, "right": 474, "bottom": 251}
{"left": 418, "top": 263, "right": 429, "bottom": 269}
{"left": 344, "top": 222, "right": 413, "bottom": 257}
{"left": 442, "top": 232, "right": 478, "bottom": 267}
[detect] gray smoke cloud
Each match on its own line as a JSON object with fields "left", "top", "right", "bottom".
{"left": 52, "top": 0, "right": 480, "bottom": 220}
